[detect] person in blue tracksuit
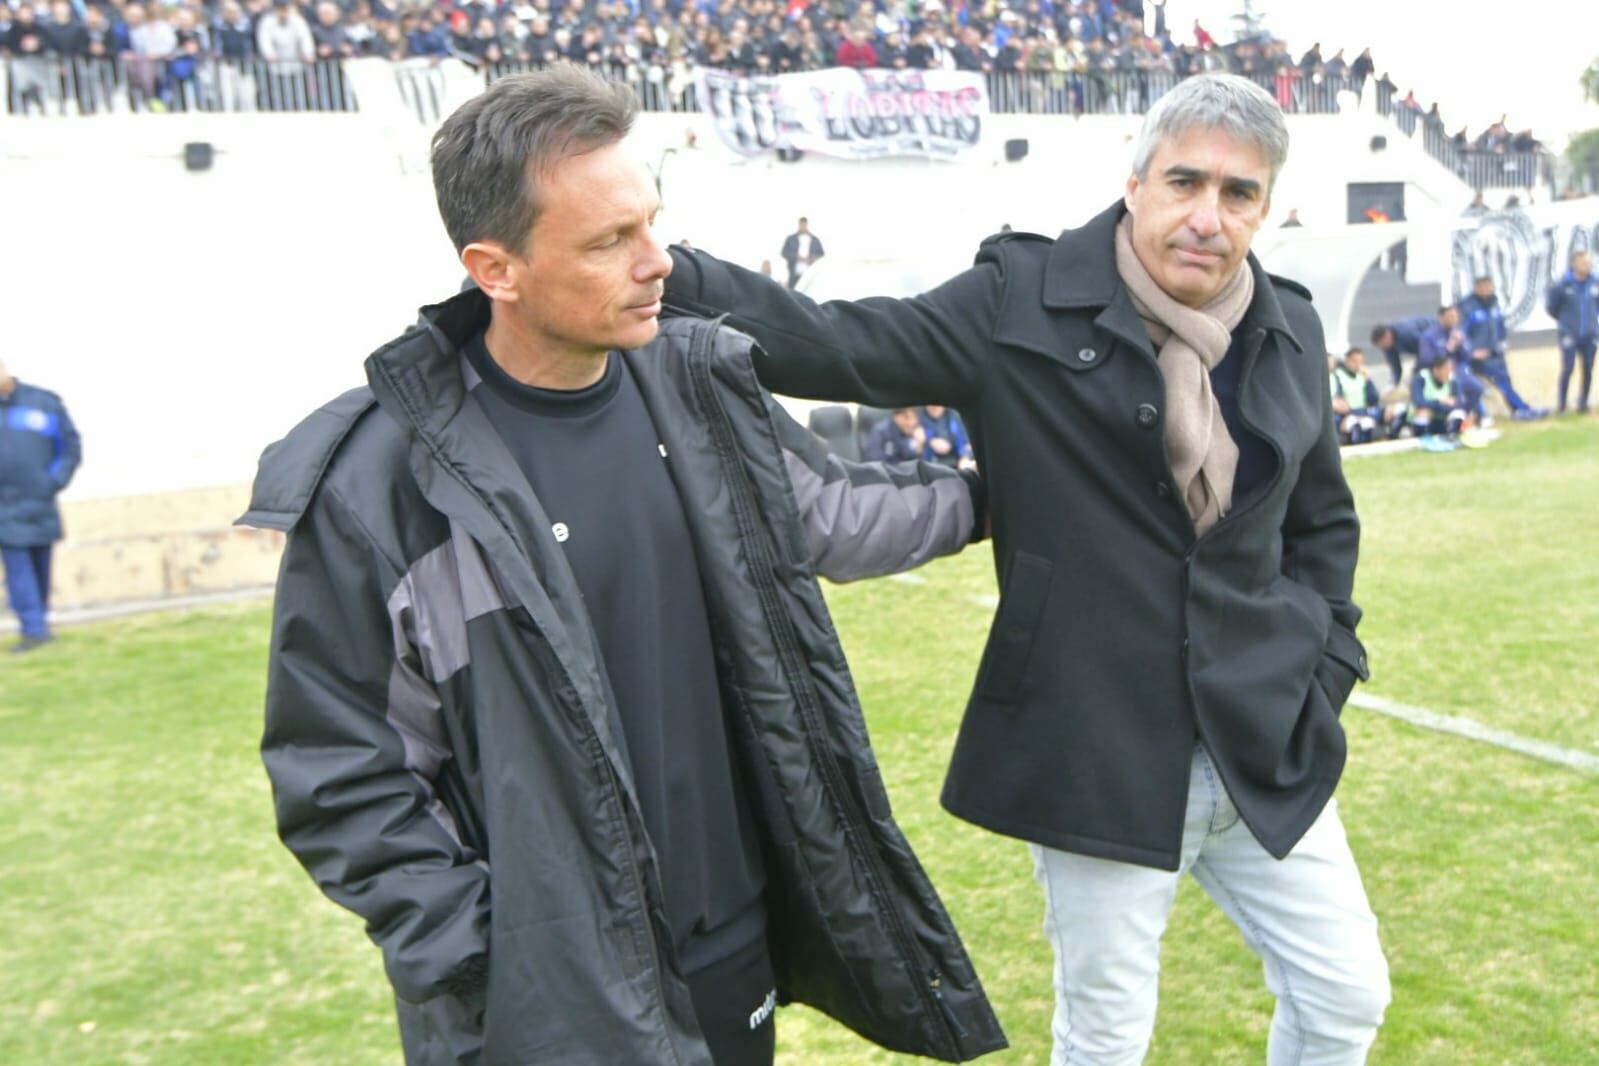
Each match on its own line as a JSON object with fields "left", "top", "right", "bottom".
{"left": 1418, "top": 305, "right": 1487, "bottom": 417}
{"left": 1458, "top": 276, "right": 1548, "bottom": 420}
{"left": 918, "top": 405, "right": 978, "bottom": 469}
{"left": 0, "top": 361, "right": 81, "bottom": 652}
{"left": 1368, "top": 313, "right": 1435, "bottom": 387}
{"left": 1545, "top": 249, "right": 1598, "bottom": 414}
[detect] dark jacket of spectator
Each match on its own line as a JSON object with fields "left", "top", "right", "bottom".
{"left": 1546, "top": 268, "right": 1599, "bottom": 341}
{"left": 664, "top": 203, "right": 1369, "bottom": 868}
{"left": 0, "top": 381, "right": 81, "bottom": 547}
{"left": 42, "top": 15, "right": 90, "bottom": 57}
{"left": 213, "top": 14, "right": 256, "bottom": 59}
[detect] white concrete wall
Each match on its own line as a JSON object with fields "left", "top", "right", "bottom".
{"left": 0, "top": 91, "right": 1496, "bottom": 504}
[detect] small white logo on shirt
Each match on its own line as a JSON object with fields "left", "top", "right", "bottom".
{"left": 658, "top": 443, "right": 669, "bottom": 458}
{"left": 748, "top": 988, "right": 777, "bottom": 1030}
{"left": 551, "top": 522, "right": 570, "bottom": 543}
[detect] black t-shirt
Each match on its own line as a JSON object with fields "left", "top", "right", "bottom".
{"left": 464, "top": 334, "right": 767, "bottom": 973}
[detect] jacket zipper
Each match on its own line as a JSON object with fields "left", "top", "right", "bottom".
{"left": 375, "top": 358, "right": 683, "bottom": 1064}
{"left": 684, "top": 323, "right": 965, "bottom": 1060}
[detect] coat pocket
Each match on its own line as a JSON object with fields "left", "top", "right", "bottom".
{"left": 975, "top": 551, "right": 1054, "bottom": 706}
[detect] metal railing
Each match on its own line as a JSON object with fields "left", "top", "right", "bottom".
{"left": 4, "top": 54, "right": 356, "bottom": 114}
{"left": 0, "top": 54, "right": 1565, "bottom": 194}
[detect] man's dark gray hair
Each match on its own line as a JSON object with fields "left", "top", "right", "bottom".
{"left": 431, "top": 66, "right": 636, "bottom": 256}
{"left": 1131, "top": 74, "right": 1289, "bottom": 188}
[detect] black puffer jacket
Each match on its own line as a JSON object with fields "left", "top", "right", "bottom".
{"left": 241, "top": 290, "right": 1006, "bottom": 1064}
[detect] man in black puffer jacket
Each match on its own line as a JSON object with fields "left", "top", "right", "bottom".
{"left": 242, "top": 66, "right": 1004, "bottom": 1065}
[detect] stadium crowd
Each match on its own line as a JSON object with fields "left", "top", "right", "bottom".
{"left": 0, "top": 0, "right": 1527, "bottom": 141}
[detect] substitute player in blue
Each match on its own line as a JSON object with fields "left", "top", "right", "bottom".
{"left": 1546, "top": 249, "right": 1598, "bottom": 415}
{"left": 0, "top": 360, "right": 81, "bottom": 652}
{"left": 1458, "top": 276, "right": 1548, "bottom": 420}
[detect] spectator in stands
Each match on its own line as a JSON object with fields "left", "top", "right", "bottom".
{"left": 863, "top": 406, "right": 927, "bottom": 462}
{"left": 1459, "top": 275, "right": 1548, "bottom": 420}
{"left": 1279, "top": 208, "right": 1304, "bottom": 227}
{"left": 258, "top": 0, "right": 313, "bottom": 69}
{"left": 125, "top": 3, "right": 178, "bottom": 110}
{"left": 312, "top": 2, "right": 354, "bottom": 62}
{"left": 919, "top": 405, "right": 977, "bottom": 470}
{"left": 833, "top": 25, "right": 876, "bottom": 69}
{"left": 1329, "top": 349, "right": 1384, "bottom": 444}
{"left": 5, "top": 3, "right": 53, "bottom": 113}
{"left": 0, "top": 360, "right": 81, "bottom": 653}
{"left": 780, "top": 217, "right": 824, "bottom": 290}
{"left": 1369, "top": 314, "right": 1434, "bottom": 387}
{"left": 1409, "top": 356, "right": 1469, "bottom": 451}
{"left": 1349, "top": 47, "right": 1373, "bottom": 87}
{"left": 1546, "top": 249, "right": 1598, "bottom": 414}
{"left": 42, "top": 2, "right": 88, "bottom": 59}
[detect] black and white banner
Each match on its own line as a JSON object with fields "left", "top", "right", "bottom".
{"left": 1452, "top": 201, "right": 1599, "bottom": 331}
{"left": 696, "top": 68, "right": 988, "bottom": 161}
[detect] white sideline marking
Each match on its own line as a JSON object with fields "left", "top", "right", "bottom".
{"left": 895, "top": 587, "right": 1597, "bottom": 776}
{"left": 888, "top": 573, "right": 928, "bottom": 585}
{"left": 1340, "top": 438, "right": 1421, "bottom": 459}
{"left": 1347, "top": 693, "right": 1599, "bottom": 774}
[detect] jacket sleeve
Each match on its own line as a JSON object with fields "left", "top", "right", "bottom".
{"left": 1281, "top": 330, "right": 1370, "bottom": 712}
{"left": 770, "top": 397, "right": 982, "bottom": 583}
{"left": 664, "top": 244, "right": 999, "bottom": 408}
{"left": 49, "top": 397, "right": 81, "bottom": 491}
{"left": 1545, "top": 281, "right": 1563, "bottom": 320}
{"left": 261, "top": 482, "right": 491, "bottom": 1010}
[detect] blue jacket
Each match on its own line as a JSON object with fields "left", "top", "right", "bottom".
{"left": 1458, "top": 293, "right": 1506, "bottom": 357}
{"left": 918, "top": 407, "right": 973, "bottom": 466}
{"left": 0, "top": 382, "right": 81, "bottom": 546}
{"left": 1384, "top": 314, "right": 1435, "bottom": 356}
{"left": 1418, "top": 321, "right": 1465, "bottom": 368}
{"left": 1545, "top": 271, "right": 1599, "bottom": 342}
{"left": 863, "top": 416, "right": 923, "bottom": 463}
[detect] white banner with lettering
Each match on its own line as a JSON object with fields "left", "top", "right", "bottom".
{"left": 695, "top": 68, "right": 989, "bottom": 161}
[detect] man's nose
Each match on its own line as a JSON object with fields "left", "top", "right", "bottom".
{"left": 637, "top": 231, "right": 674, "bottom": 283}
{"left": 1187, "top": 197, "right": 1221, "bottom": 239}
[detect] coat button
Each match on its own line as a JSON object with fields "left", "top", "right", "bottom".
{"left": 1076, "top": 347, "right": 1098, "bottom": 364}
{"left": 1136, "top": 403, "right": 1159, "bottom": 428}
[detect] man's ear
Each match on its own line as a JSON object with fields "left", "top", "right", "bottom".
{"left": 1124, "top": 171, "right": 1140, "bottom": 214}
{"left": 462, "top": 242, "right": 519, "bottom": 303}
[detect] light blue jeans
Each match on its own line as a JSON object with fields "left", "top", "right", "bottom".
{"left": 1030, "top": 747, "right": 1390, "bottom": 1065}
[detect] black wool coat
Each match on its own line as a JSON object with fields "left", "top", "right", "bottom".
{"left": 664, "top": 201, "right": 1371, "bottom": 870}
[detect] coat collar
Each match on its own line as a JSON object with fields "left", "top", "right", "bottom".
{"left": 1040, "top": 201, "right": 1303, "bottom": 354}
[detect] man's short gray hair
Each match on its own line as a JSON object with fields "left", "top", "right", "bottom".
{"left": 1131, "top": 74, "right": 1289, "bottom": 187}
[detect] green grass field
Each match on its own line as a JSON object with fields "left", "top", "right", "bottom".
{"left": 3, "top": 417, "right": 1596, "bottom": 1064}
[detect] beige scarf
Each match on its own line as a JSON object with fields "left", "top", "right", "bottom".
{"left": 1114, "top": 214, "right": 1254, "bottom": 534}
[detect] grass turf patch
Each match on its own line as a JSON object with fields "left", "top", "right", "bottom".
{"left": 1, "top": 418, "right": 1594, "bottom": 1064}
